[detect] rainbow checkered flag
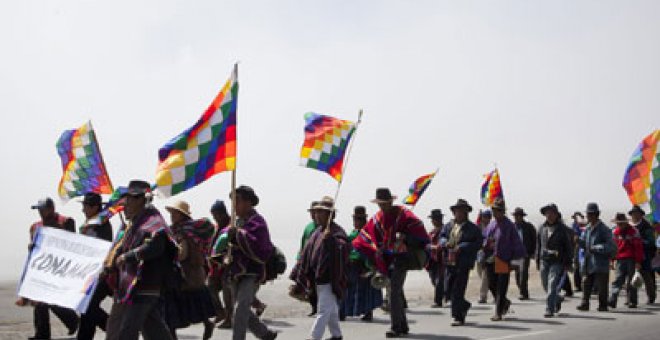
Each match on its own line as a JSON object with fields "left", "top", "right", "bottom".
{"left": 403, "top": 170, "right": 437, "bottom": 206}
{"left": 156, "top": 65, "right": 238, "bottom": 197}
{"left": 56, "top": 121, "right": 114, "bottom": 199}
{"left": 481, "top": 168, "right": 503, "bottom": 207}
{"left": 299, "top": 112, "right": 356, "bottom": 181}
{"left": 623, "top": 129, "right": 660, "bottom": 222}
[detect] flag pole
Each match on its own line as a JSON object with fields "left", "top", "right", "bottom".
{"left": 326, "top": 109, "right": 363, "bottom": 233}
{"left": 226, "top": 63, "right": 239, "bottom": 265}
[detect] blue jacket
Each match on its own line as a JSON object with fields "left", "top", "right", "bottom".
{"left": 441, "top": 220, "right": 483, "bottom": 269}
{"left": 578, "top": 221, "right": 616, "bottom": 274}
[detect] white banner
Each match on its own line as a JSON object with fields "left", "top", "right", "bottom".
{"left": 17, "top": 227, "right": 112, "bottom": 313}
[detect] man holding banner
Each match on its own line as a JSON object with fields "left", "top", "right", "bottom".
{"left": 22, "top": 197, "right": 80, "bottom": 340}
{"left": 77, "top": 192, "right": 113, "bottom": 340}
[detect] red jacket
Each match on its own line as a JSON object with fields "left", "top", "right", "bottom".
{"left": 613, "top": 226, "right": 644, "bottom": 263}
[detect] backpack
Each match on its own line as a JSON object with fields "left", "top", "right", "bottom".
{"left": 265, "top": 246, "right": 287, "bottom": 281}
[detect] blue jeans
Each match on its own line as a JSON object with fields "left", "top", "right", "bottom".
{"left": 540, "top": 261, "right": 563, "bottom": 313}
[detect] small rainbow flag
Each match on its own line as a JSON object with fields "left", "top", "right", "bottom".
{"left": 99, "top": 186, "right": 128, "bottom": 222}
{"left": 299, "top": 113, "right": 356, "bottom": 181}
{"left": 56, "top": 121, "right": 114, "bottom": 199}
{"left": 623, "top": 129, "right": 660, "bottom": 222}
{"left": 156, "top": 64, "right": 238, "bottom": 197}
{"left": 403, "top": 170, "right": 438, "bottom": 206}
{"left": 481, "top": 168, "right": 504, "bottom": 207}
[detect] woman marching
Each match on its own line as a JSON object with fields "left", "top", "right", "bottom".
{"left": 163, "top": 200, "right": 216, "bottom": 340}
{"left": 341, "top": 206, "right": 384, "bottom": 321}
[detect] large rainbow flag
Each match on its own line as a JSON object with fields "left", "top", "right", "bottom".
{"left": 156, "top": 65, "right": 238, "bottom": 197}
{"left": 299, "top": 113, "right": 356, "bottom": 181}
{"left": 403, "top": 170, "right": 437, "bottom": 206}
{"left": 481, "top": 168, "right": 504, "bottom": 207}
{"left": 57, "top": 121, "right": 113, "bottom": 199}
{"left": 623, "top": 129, "right": 660, "bottom": 222}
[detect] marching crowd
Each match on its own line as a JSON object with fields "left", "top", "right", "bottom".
{"left": 17, "top": 181, "right": 660, "bottom": 340}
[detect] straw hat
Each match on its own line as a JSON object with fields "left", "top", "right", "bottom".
{"left": 166, "top": 200, "right": 192, "bottom": 218}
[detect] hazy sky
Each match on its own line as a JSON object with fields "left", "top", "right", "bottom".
{"left": 1, "top": 1, "right": 658, "bottom": 281}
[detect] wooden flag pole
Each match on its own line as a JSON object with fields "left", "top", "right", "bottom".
{"left": 225, "top": 63, "right": 239, "bottom": 265}
{"left": 326, "top": 109, "right": 364, "bottom": 234}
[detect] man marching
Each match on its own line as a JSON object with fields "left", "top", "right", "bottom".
{"left": 444, "top": 199, "right": 483, "bottom": 326}
{"left": 628, "top": 205, "right": 657, "bottom": 304}
{"left": 608, "top": 213, "right": 644, "bottom": 309}
{"left": 352, "top": 188, "right": 430, "bottom": 338}
{"left": 536, "top": 204, "right": 573, "bottom": 318}
{"left": 293, "top": 197, "right": 349, "bottom": 340}
{"left": 512, "top": 207, "right": 536, "bottom": 301}
{"left": 77, "top": 192, "right": 113, "bottom": 340}
{"left": 576, "top": 203, "right": 616, "bottom": 312}
{"left": 223, "top": 185, "right": 278, "bottom": 340}
{"left": 427, "top": 209, "right": 446, "bottom": 308}
{"left": 483, "top": 198, "right": 526, "bottom": 321}
{"left": 105, "top": 180, "right": 177, "bottom": 340}
{"left": 23, "top": 198, "right": 79, "bottom": 340}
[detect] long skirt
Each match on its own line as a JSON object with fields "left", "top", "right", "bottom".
{"left": 161, "top": 287, "right": 216, "bottom": 329}
{"left": 341, "top": 266, "right": 383, "bottom": 317}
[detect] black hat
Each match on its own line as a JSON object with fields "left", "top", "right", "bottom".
{"left": 31, "top": 197, "right": 54, "bottom": 210}
{"left": 628, "top": 205, "right": 646, "bottom": 216}
{"left": 586, "top": 202, "right": 600, "bottom": 214}
{"left": 124, "top": 180, "right": 152, "bottom": 197}
{"left": 450, "top": 199, "right": 473, "bottom": 213}
{"left": 611, "top": 213, "right": 629, "bottom": 224}
{"left": 232, "top": 185, "right": 259, "bottom": 206}
{"left": 82, "top": 192, "right": 103, "bottom": 206}
{"left": 428, "top": 209, "right": 444, "bottom": 220}
{"left": 353, "top": 206, "right": 368, "bottom": 218}
{"left": 371, "top": 188, "right": 397, "bottom": 204}
{"left": 210, "top": 200, "right": 227, "bottom": 214}
{"left": 540, "top": 203, "right": 559, "bottom": 215}
{"left": 491, "top": 198, "right": 506, "bottom": 211}
{"left": 571, "top": 211, "right": 584, "bottom": 219}
{"left": 512, "top": 207, "right": 527, "bottom": 217}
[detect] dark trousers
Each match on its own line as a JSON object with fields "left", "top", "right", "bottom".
{"left": 484, "top": 264, "right": 497, "bottom": 300}
{"left": 581, "top": 272, "right": 609, "bottom": 309}
{"left": 493, "top": 272, "right": 511, "bottom": 316}
{"left": 389, "top": 264, "right": 408, "bottom": 333}
{"left": 309, "top": 289, "right": 318, "bottom": 314}
{"left": 640, "top": 269, "right": 657, "bottom": 303}
{"left": 33, "top": 303, "right": 78, "bottom": 338}
{"left": 562, "top": 274, "right": 573, "bottom": 295}
{"left": 77, "top": 280, "right": 110, "bottom": 340}
{"left": 514, "top": 258, "right": 531, "bottom": 298}
{"left": 574, "top": 259, "right": 583, "bottom": 291}
{"left": 429, "top": 265, "right": 445, "bottom": 305}
{"left": 610, "top": 259, "right": 638, "bottom": 306}
{"left": 448, "top": 265, "right": 471, "bottom": 322}
{"left": 207, "top": 274, "right": 226, "bottom": 319}
{"left": 106, "top": 295, "right": 173, "bottom": 340}
{"left": 444, "top": 267, "right": 455, "bottom": 303}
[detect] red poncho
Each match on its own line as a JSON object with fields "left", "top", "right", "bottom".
{"left": 352, "top": 206, "right": 429, "bottom": 274}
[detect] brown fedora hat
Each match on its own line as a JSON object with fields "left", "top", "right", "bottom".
{"left": 450, "top": 199, "right": 473, "bottom": 213}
